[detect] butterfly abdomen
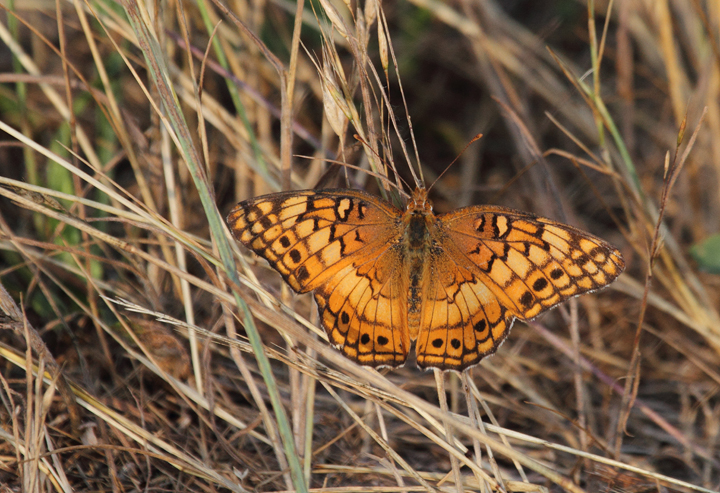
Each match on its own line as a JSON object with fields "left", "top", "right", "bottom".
{"left": 404, "top": 209, "right": 436, "bottom": 339}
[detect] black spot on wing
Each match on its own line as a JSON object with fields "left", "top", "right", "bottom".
{"left": 536, "top": 226, "right": 551, "bottom": 250}
{"left": 297, "top": 266, "right": 310, "bottom": 283}
{"left": 532, "top": 278, "right": 548, "bottom": 292}
{"left": 498, "top": 217, "right": 512, "bottom": 238}
{"left": 338, "top": 236, "right": 347, "bottom": 256}
{"left": 334, "top": 199, "right": 354, "bottom": 221}
{"left": 499, "top": 243, "right": 511, "bottom": 261}
{"left": 576, "top": 254, "right": 591, "bottom": 266}
{"left": 480, "top": 256, "right": 496, "bottom": 273}
{"left": 491, "top": 216, "right": 500, "bottom": 237}
{"left": 513, "top": 242, "right": 529, "bottom": 255}
{"left": 520, "top": 291, "right": 534, "bottom": 308}
{"left": 475, "top": 215, "right": 486, "bottom": 233}
{"left": 259, "top": 215, "right": 273, "bottom": 229}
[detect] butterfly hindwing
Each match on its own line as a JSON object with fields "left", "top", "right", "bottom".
{"left": 415, "top": 246, "right": 512, "bottom": 370}
{"left": 314, "top": 245, "right": 409, "bottom": 367}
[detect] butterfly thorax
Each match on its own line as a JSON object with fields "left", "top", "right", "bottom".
{"left": 403, "top": 188, "right": 437, "bottom": 338}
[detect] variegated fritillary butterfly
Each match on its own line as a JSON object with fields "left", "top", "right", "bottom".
{"left": 227, "top": 187, "right": 624, "bottom": 371}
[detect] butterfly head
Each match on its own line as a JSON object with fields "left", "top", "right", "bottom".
{"left": 403, "top": 188, "right": 436, "bottom": 248}
{"left": 407, "top": 187, "right": 433, "bottom": 214}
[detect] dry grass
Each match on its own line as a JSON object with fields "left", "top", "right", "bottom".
{"left": 1, "top": 0, "right": 719, "bottom": 491}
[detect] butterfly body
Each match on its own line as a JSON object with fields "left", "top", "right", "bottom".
{"left": 401, "top": 189, "right": 437, "bottom": 340}
{"left": 227, "top": 187, "right": 624, "bottom": 371}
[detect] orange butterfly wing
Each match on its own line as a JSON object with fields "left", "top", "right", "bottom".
{"left": 229, "top": 188, "right": 625, "bottom": 372}
{"left": 414, "top": 205, "right": 625, "bottom": 371}
{"left": 227, "top": 189, "right": 411, "bottom": 367}
{"left": 439, "top": 206, "right": 625, "bottom": 318}
{"left": 313, "top": 245, "right": 409, "bottom": 367}
{"left": 414, "top": 246, "right": 511, "bottom": 370}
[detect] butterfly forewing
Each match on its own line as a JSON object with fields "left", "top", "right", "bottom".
{"left": 439, "top": 206, "right": 625, "bottom": 321}
{"left": 227, "top": 189, "right": 403, "bottom": 293}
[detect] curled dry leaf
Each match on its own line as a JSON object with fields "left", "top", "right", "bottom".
{"left": 322, "top": 62, "right": 350, "bottom": 139}
{"left": 128, "top": 319, "right": 191, "bottom": 380}
{"left": 318, "top": 0, "right": 348, "bottom": 39}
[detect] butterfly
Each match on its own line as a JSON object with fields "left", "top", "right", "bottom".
{"left": 227, "top": 187, "right": 624, "bottom": 371}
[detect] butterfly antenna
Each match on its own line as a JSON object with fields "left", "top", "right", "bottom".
{"left": 427, "top": 133, "right": 483, "bottom": 192}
